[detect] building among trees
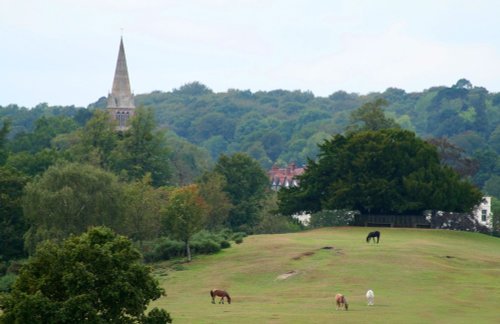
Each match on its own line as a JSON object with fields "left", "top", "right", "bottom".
{"left": 107, "top": 37, "right": 135, "bottom": 130}
{"left": 473, "top": 196, "right": 492, "bottom": 228}
{"left": 268, "top": 162, "right": 304, "bottom": 191}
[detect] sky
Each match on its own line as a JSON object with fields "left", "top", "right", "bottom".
{"left": 2, "top": 0, "right": 500, "bottom": 108}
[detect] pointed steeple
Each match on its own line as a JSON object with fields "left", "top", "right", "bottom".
{"left": 107, "top": 37, "right": 135, "bottom": 129}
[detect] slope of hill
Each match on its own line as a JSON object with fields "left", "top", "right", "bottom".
{"left": 152, "top": 227, "right": 500, "bottom": 323}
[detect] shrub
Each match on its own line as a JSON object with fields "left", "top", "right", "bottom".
{"left": 429, "top": 211, "right": 492, "bottom": 234}
{"left": 255, "top": 214, "right": 303, "bottom": 234}
{"left": 231, "top": 232, "right": 247, "bottom": 239}
{"left": 190, "top": 239, "right": 221, "bottom": 254}
{"left": 218, "top": 228, "right": 233, "bottom": 240}
{"left": 144, "top": 230, "right": 237, "bottom": 262}
{"left": 231, "top": 232, "right": 246, "bottom": 244}
{"left": 309, "top": 210, "right": 357, "bottom": 228}
{"left": 220, "top": 240, "right": 231, "bottom": 249}
{"left": 192, "top": 230, "right": 231, "bottom": 250}
{"left": 144, "top": 238, "right": 184, "bottom": 262}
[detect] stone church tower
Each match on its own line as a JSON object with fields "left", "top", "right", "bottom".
{"left": 107, "top": 37, "right": 135, "bottom": 130}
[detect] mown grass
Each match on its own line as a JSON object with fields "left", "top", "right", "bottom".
{"left": 151, "top": 227, "right": 500, "bottom": 323}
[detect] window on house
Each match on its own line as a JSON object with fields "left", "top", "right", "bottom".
{"left": 481, "top": 209, "right": 487, "bottom": 222}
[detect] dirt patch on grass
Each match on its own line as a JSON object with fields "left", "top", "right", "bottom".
{"left": 292, "top": 251, "right": 315, "bottom": 260}
{"left": 292, "top": 246, "right": 344, "bottom": 260}
{"left": 276, "top": 270, "right": 299, "bottom": 280}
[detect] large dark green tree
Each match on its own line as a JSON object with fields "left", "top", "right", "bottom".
{"left": 278, "top": 129, "right": 483, "bottom": 216}
{"left": 213, "top": 153, "right": 269, "bottom": 231}
{"left": 0, "top": 227, "right": 171, "bottom": 323}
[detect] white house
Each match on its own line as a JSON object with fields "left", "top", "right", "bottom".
{"left": 472, "top": 196, "right": 492, "bottom": 229}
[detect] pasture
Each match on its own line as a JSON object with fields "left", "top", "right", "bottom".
{"left": 151, "top": 227, "right": 500, "bottom": 323}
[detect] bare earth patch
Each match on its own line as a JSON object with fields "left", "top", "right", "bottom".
{"left": 292, "top": 251, "right": 315, "bottom": 260}
{"left": 276, "top": 270, "right": 299, "bottom": 280}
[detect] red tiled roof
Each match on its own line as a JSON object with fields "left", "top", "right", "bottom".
{"left": 268, "top": 163, "right": 305, "bottom": 189}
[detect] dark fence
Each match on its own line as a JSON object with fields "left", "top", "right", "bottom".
{"left": 352, "top": 214, "right": 430, "bottom": 228}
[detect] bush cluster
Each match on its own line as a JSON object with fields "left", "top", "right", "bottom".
{"left": 144, "top": 229, "right": 243, "bottom": 262}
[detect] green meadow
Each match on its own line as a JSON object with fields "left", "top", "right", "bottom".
{"left": 151, "top": 227, "right": 500, "bottom": 324}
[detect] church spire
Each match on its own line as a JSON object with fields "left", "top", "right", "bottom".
{"left": 107, "top": 37, "right": 135, "bottom": 129}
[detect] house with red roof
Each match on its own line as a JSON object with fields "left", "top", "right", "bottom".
{"left": 268, "top": 162, "right": 305, "bottom": 191}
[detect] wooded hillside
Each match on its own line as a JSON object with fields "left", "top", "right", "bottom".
{"left": 2, "top": 78, "right": 499, "bottom": 194}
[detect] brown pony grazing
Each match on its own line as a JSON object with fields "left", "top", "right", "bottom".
{"left": 210, "top": 289, "right": 231, "bottom": 304}
{"left": 335, "top": 293, "right": 348, "bottom": 311}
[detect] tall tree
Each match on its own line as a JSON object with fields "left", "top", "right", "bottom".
{"left": 0, "top": 227, "right": 171, "bottom": 323}
{"left": 197, "top": 172, "right": 233, "bottom": 230}
{"left": 162, "top": 185, "right": 208, "bottom": 262}
{"left": 278, "top": 129, "right": 483, "bottom": 216}
{"left": 23, "top": 163, "right": 126, "bottom": 253}
{"left": 213, "top": 153, "right": 269, "bottom": 232}
{"left": 122, "top": 174, "right": 166, "bottom": 245}
{"left": 111, "top": 107, "right": 171, "bottom": 186}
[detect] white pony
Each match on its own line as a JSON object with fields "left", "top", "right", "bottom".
{"left": 366, "top": 289, "right": 374, "bottom": 305}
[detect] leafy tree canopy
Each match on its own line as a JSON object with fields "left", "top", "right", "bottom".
{"left": 162, "top": 184, "right": 208, "bottom": 261}
{"left": 110, "top": 107, "right": 171, "bottom": 186}
{"left": 0, "top": 227, "right": 171, "bottom": 323}
{"left": 22, "top": 163, "right": 126, "bottom": 253}
{"left": 213, "top": 153, "right": 269, "bottom": 231}
{"left": 278, "top": 129, "right": 483, "bottom": 216}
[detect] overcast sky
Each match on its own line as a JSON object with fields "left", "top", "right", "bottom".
{"left": 2, "top": 0, "right": 500, "bottom": 107}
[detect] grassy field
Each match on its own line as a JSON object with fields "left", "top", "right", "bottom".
{"left": 151, "top": 227, "right": 500, "bottom": 324}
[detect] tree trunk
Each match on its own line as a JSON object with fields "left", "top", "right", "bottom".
{"left": 185, "top": 239, "right": 191, "bottom": 262}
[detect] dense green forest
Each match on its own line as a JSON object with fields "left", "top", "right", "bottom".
{"left": 3, "top": 78, "right": 499, "bottom": 195}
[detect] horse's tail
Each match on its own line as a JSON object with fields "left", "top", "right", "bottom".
{"left": 210, "top": 289, "right": 215, "bottom": 298}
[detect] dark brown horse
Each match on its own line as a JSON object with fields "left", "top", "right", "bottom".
{"left": 210, "top": 289, "right": 231, "bottom": 304}
{"left": 366, "top": 231, "right": 380, "bottom": 243}
{"left": 335, "top": 293, "right": 348, "bottom": 311}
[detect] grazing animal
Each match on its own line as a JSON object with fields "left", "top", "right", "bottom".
{"left": 335, "top": 293, "right": 348, "bottom": 311}
{"left": 366, "top": 231, "right": 380, "bottom": 243}
{"left": 210, "top": 289, "right": 231, "bottom": 304}
{"left": 366, "top": 289, "right": 374, "bottom": 306}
